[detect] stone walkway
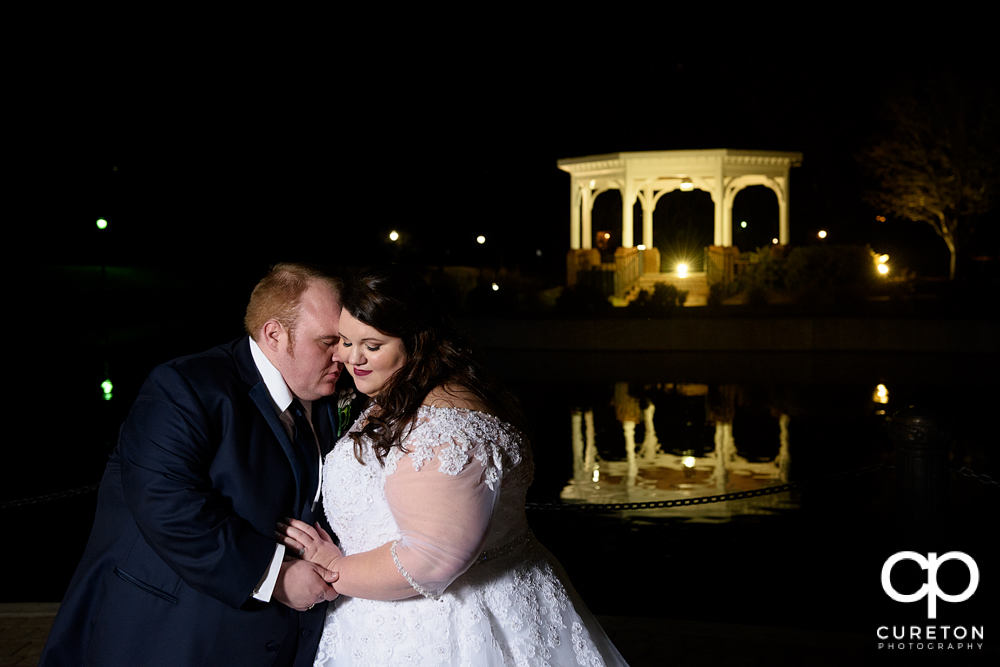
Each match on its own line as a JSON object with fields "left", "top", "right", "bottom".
{"left": 0, "top": 604, "right": 59, "bottom": 667}
{"left": 6, "top": 603, "right": 998, "bottom": 666}
{"left": 0, "top": 602, "right": 878, "bottom": 667}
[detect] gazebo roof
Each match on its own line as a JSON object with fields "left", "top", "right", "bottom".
{"left": 557, "top": 149, "right": 803, "bottom": 174}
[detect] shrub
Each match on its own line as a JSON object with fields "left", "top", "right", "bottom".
{"left": 783, "top": 245, "right": 874, "bottom": 290}
{"left": 627, "top": 283, "right": 688, "bottom": 316}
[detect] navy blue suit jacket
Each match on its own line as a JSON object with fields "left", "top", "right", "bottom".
{"left": 40, "top": 338, "right": 338, "bottom": 667}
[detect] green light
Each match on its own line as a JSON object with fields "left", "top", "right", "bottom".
{"left": 96, "top": 218, "right": 108, "bottom": 230}
{"left": 102, "top": 379, "right": 113, "bottom": 400}
{"left": 740, "top": 221, "right": 747, "bottom": 229}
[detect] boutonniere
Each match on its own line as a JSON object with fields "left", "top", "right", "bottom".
{"left": 336, "top": 388, "right": 356, "bottom": 437}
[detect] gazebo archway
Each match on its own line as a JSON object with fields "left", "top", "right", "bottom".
{"left": 653, "top": 189, "right": 714, "bottom": 272}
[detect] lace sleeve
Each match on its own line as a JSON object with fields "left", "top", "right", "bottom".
{"left": 383, "top": 409, "right": 510, "bottom": 599}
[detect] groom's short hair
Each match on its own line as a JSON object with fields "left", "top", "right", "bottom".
{"left": 244, "top": 263, "right": 342, "bottom": 349}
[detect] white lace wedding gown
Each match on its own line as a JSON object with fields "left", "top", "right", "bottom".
{"left": 314, "top": 405, "right": 629, "bottom": 666}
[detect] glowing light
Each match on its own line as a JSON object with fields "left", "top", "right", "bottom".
{"left": 96, "top": 218, "right": 108, "bottom": 230}
{"left": 878, "top": 254, "right": 889, "bottom": 264}
{"left": 772, "top": 238, "right": 779, "bottom": 245}
{"left": 680, "top": 178, "right": 694, "bottom": 192}
{"left": 603, "top": 233, "right": 610, "bottom": 240}
{"left": 389, "top": 230, "right": 399, "bottom": 241}
{"left": 637, "top": 244, "right": 646, "bottom": 250}
{"left": 535, "top": 249, "right": 542, "bottom": 257}
{"left": 877, "top": 263, "right": 889, "bottom": 275}
{"left": 677, "top": 263, "right": 688, "bottom": 278}
{"left": 682, "top": 456, "right": 696, "bottom": 468}
{"left": 589, "top": 179, "right": 596, "bottom": 188}
{"left": 873, "top": 384, "right": 889, "bottom": 404}
{"left": 818, "top": 230, "right": 827, "bottom": 239}
{"left": 476, "top": 235, "right": 486, "bottom": 244}
{"left": 101, "top": 379, "right": 113, "bottom": 401}
{"left": 740, "top": 221, "right": 747, "bottom": 229}
{"left": 592, "top": 465, "right": 600, "bottom": 483}
{"left": 491, "top": 282, "right": 499, "bottom": 291}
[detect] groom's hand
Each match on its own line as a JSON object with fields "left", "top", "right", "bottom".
{"left": 273, "top": 558, "right": 340, "bottom": 611}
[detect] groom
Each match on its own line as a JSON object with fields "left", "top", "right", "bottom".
{"left": 41, "top": 263, "right": 352, "bottom": 667}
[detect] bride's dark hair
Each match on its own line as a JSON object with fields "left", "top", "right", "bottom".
{"left": 342, "top": 265, "right": 528, "bottom": 465}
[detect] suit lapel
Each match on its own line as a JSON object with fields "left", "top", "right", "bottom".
{"left": 248, "top": 382, "right": 305, "bottom": 515}
{"left": 315, "top": 400, "right": 335, "bottom": 455}
{"left": 235, "top": 338, "right": 306, "bottom": 515}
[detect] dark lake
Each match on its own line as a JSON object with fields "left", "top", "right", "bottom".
{"left": 494, "top": 349, "right": 999, "bottom": 635}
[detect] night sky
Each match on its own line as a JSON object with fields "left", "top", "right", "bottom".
{"left": 13, "top": 33, "right": 998, "bottom": 287}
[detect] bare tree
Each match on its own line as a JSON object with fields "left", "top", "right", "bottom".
{"left": 860, "top": 69, "right": 998, "bottom": 279}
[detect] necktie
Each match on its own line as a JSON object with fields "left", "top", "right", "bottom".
{"left": 290, "top": 399, "right": 320, "bottom": 516}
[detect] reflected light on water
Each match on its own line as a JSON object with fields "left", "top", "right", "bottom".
{"left": 562, "top": 383, "right": 794, "bottom": 519}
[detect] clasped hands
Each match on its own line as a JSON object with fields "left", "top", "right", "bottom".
{"left": 273, "top": 518, "right": 344, "bottom": 612}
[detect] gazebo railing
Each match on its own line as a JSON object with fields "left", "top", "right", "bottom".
{"left": 576, "top": 247, "right": 644, "bottom": 301}
{"left": 613, "top": 247, "right": 643, "bottom": 299}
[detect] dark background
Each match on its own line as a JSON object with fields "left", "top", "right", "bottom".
{"left": 6, "top": 28, "right": 998, "bottom": 663}
{"left": 14, "top": 36, "right": 998, "bottom": 278}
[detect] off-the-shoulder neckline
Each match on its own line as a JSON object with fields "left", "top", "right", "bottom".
{"left": 418, "top": 403, "right": 501, "bottom": 421}
{"left": 358, "top": 402, "right": 516, "bottom": 430}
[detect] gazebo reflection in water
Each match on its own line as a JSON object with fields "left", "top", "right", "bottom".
{"left": 562, "top": 382, "right": 794, "bottom": 519}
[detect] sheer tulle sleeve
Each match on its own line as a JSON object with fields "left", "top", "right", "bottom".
{"left": 383, "top": 412, "right": 507, "bottom": 599}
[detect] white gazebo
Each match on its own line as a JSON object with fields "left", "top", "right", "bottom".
{"left": 558, "top": 149, "right": 802, "bottom": 291}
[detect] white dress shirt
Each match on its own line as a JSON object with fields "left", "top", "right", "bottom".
{"left": 248, "top": 337, "right": 323, "bottom": 602}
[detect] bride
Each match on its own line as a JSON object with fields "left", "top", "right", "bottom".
{"left": 278, "top": 266, "right": 628, "bottom": 666}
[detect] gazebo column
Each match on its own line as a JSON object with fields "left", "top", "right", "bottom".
{"left": 723, "top": 192, "right": 734, "bottom": 247}
{"left": 570, "top": 181, "right": 581, "bottom": 250}
{"left": 622, "top": 193, "right": 635, "bottom": 248}
{"left": 582, "top": 186, "right": 593, "bottom": 249}
{"left": 779, "top": 198, "right": 789, "bottom": 245}
{"left": 778, "top": 175, "right": 790, "bottom": 245}
{"left": 640, "top": 189, "right": 654, "bottom": 248}
{"left": 713, "top": 161, "right": 725, "bottom": 246}
{"left": 621, "top": 177, "right": 635, "bottom": 248}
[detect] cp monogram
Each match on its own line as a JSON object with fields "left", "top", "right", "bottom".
{"left": 881, "top": 551, "right": 979, "bottom": 619}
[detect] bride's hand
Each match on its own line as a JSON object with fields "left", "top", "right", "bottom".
{"left": 276, "top": 518, "right": 343, "bottom": 571}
